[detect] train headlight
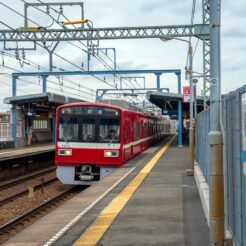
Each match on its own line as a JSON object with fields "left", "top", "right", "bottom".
{"left": 104, "top": 150, "right": 119, "bottom": 158}
{"left": 58, "top": 149, "right": 72, "bottom": 156}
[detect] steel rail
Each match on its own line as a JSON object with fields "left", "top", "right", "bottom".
{"left": 0, "top": 177, "right": 57, "bottom": 205}
{"left": 0, "top": 167, "right": 55, "bottom": 190}
{"left": 0, "top": 186, "right": 82, "bottom": 235}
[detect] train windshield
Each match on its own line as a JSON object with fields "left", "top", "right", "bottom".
{"left": 99, "top": 119, "right": 120, "bottom": 143}
{"left": 58, "top": 106, "right": 120, "bottom": 143}
{"left": 59, "top": 117, "right": 79, "bottom": 142}
{"left": 82, "top": 119, "right": 96, "bottom": 141}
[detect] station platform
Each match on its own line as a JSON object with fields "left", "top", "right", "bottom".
{"left": 0, "top": 143, "right": 55, "bottom": 162}
{"left": 3, "top": 136, "right": 209, "bottom": 246}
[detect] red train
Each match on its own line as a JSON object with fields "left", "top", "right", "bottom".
{"left": 55, "top": 102, "right": 170, "bottom": 185}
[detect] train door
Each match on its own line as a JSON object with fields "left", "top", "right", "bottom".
{"left": 130, "top": 119, "right": 134, "bottom": 156}
{"left": 124, "top": 118, "right": 132, "bottom": 160}
{"left": 140, "top": 119, "right": 143, "bottom": 150}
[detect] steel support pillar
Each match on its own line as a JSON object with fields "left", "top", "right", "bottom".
{"left": 155, "top": 73, "right": 162, "bottom": 91}
{"left": 176, "top": 72, "right": 183, "bottom": 147}
{"left": 11, "top": 105, "right": 17, "bottom": 147}
{"left": 11, "top": 76, "right": 17, "bottom": 146}
{"left": 42, "top": 75, "right": 47, "bottom": 93}
{"left": 52, "top": 111, "right": 56, "bottom": 144}
{"left": 203, "top": 0, "right": 211, "bottom": 108}
{"left": 187, "top": 45, "right": 195, "bottom": 176}
{"left": 208, "top": 0, "right": 224, "bottom": 245}
{"left": 12, "top": 76, "right": 17, "bottom": 97}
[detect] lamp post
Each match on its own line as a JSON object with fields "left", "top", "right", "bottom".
{"left": 160, "top": 36, "right": 194, "bottom": 174}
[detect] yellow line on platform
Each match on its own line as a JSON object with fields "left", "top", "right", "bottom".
{"left": 73, "top": 135, "right": 176, "bottom": 246}
{"left": 0, "top": 146, "right": 54, "bottom": 155}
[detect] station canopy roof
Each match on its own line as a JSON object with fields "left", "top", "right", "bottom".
{"left": 4, "top": 92, "right": 85, "bottom": 112}
{"left": 147, "top": 91, "right": 204, "bottom": 116}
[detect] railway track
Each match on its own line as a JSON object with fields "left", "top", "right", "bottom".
{"left": 0, "top": 186, "right": 85, "bottom": 237}
{"left": 0, "top": 177, "right": 57, "bottom": 205}
{"left": 0, "top": 166, "right": 56, "bottom": 190}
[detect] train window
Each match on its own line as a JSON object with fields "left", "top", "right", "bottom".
{"left": 58, "top": 117, "right": 78, "bottom": 142}
{"left": 135, "top": 122, "right": 140, "bottom": 140}
{"left": 144, "top": 123, "right": 148, "bottom": 137}
{"left": 82, "top": 119, "right": 95, "bottom": 141}
{"left": 99, "top": 119, "right": 120, "bottom": 143}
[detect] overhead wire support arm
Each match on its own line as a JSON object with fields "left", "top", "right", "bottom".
{"left": 0, "top": 24, "right": 209, "bottom": 42}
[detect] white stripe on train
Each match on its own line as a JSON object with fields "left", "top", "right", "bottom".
{"left": 57, "top": 135, "right": 158, "bottom": 150}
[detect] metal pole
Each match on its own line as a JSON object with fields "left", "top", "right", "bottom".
{"left": 203, "top": 80, "right": 207, "bottom": 109}
{"left": 24, "top": 3, "right": 28, "bottom": 27}
{"left": 42, "top": 76, "right": 47, "bottom": 93}
{"left": 48, "top": 41, "right": 59, "bottom": 72}
{"left": 194, "top": 82, "right": 197, "bottom": 117}
{"left": 81, "top": 3, "right": 84, "bottom": 29}
{"left": 187, "top": 44, "right": 195, "bottom": 175}
{"left": 156, "top": 73, "right": 161, "bottom": 91}
{"left": 177, "top": 73, "right": 183, "bottom": 147}
{"left": 12, "top": 76, "right": 17, "bottom": 147}
{"left": 208, "top": 0, "right": 224, "bottom": 245}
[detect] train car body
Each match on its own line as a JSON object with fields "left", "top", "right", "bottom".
{"left": 55, "top": 102, "right": 170, "bottom": 185}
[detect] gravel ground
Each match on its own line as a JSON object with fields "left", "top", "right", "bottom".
{"left": 0, "top": 172, "right": 56, "bottom": 202}
{"left": 0, "top": 180, "right": 72, "bottom": 226}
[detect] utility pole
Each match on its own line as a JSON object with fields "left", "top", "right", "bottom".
{"left": 188, "top": 44, "right": 195, "bottom": 175}
{"left": 208, "top": 0, "right": 224, "bottom": 245}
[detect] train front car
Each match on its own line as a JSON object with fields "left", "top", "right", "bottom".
{"left": 55, "top": 103, "right": 122, "bottom": 185}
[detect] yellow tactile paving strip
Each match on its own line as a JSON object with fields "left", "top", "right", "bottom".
{"left": 73, "top": 135, "right": 176, "bottom": 246}
{"left": 0, "top": 144, "right": 55, "bottom": 160}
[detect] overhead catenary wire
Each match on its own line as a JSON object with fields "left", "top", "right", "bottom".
{"left": 0, "top": 64, "right": 94, "bottom": 101}
{"left": 0, "top": 1, "right": 150, "bottom": 104}
{"left": 0, "top": 21, "right": 103, "bottom": 100}
{"left": 21, "top": 0, "right": 139, "bottom": 92}
{"left": 9, "top": 0, "right": 145, "bottom": 103}
{"left": 0, "top": 3, "right": 119, "bottom": 93}
{"left": 1, "top": 51, "right": 96, "bottom": 93}
{"left": 31, "top": 0, "right": 143, "bottom": 94}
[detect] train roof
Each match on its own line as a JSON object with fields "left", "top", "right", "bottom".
{"left": 57, "top": 101, "right": 161, "bottom": 119}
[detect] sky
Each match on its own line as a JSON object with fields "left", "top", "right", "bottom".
{"left": 0, "top": 0, "right": 245, "bottom": 111}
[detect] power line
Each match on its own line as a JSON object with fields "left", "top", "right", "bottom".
{"left": 1, "top": 51, "right": 95, "bottom": 94}
{"left": 32, "top": 0, "right": 142, "bottom": 92}
{"left": 0, "top": 2, "right": 148, "bottom": 104}
{"left": 0, "top": 4, "right": 116, "bottom": 93}
{"left": 0, "top": 64, "right": 94, "bottom": 101}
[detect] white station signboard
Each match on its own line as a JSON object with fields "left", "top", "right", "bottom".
{"left": 183, "top": 86, "right": 196, "bottom": 103}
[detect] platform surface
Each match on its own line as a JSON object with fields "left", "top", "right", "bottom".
{"left": 3, "top": 137, "right": 209, "bottom": 246}
{"left": 0, "top": 143, "right": 55, "bottom": 161}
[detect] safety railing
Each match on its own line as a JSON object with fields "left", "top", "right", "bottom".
{"left": 195, "top": 84, "right": 246, "bottom": 246}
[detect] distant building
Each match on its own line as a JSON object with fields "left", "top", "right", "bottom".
{"left": 0, "top": 112, "right": 11, "bottom": 123}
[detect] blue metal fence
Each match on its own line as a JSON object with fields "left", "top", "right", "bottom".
{"left": 195, "top": 84, "right": 246, "bottom": 246}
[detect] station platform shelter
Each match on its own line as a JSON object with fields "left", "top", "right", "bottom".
{"left": 4, "top": 92, "right": 83, "bottom": 147}
{"left": 147, "top": 90, "right": 204, "bottom": 119}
